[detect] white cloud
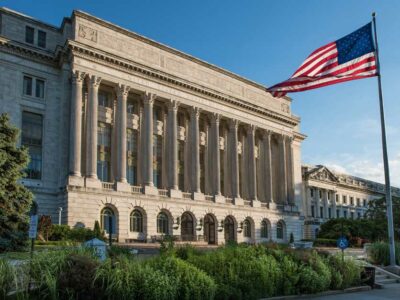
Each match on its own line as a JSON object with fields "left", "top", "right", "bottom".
{"left": 320, "top": 152, "right": 400, "bottom": 186}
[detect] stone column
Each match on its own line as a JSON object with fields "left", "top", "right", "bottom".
{"left": 143, "top": 92, "right": 158, "bottom": 195}
{"left": 306, "top": 187, "right": 313, "bottom": 217}
{"left": 332, "top": 191, "right": 337, "bottom": 219}
{"left": 68, "top": 70, "right": 85, "bottom": 185}
{"left": 263, "top": 131, "right": 274, "bottom": 207}
{"left": 314, "top": 187, "right": 320, "bottom": 218}
{"left": 191, "top": 107, "right": 203, "bottom": 200}
{"left": 85, "top": 74, "right": 102, "bottom": 188}
{"left": 248, "top": 125, "right": 260, "bottom": 207}
{"left": 115, "top": 84, "right": 130, "bottom": 191}
{"left": 211, "top": 113, "right": 224, "bottom": 203}
{"left": 286, "top": 136, "right": 295, "bottom": 205}
{"left": 323, "top": 189, "right": 329, "bottom": 219}
{"left": 168, "top": 100, "right": 182, "bottom": 198}
{"left": 278, "top": 135, "right": 288, "bottom": 204}
{"left": 230, "top": 119, "right": 243, "bottom": 205}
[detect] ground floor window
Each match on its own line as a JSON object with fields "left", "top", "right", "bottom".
{"left": 157, "top": 212, "right": 169, "bottom": 234}
{"left": 243, "top": 219, "right": 251, "bottom": 238}
{"left": 100, "top": 207, "right": 115, "bottom": 235}
{"left": 276, "top": 221, "right": 285, "bottom": 240}
{"left": 261, "top": 220, "right": 269, "bottom": 238}
{"left": 130, "top": 210, "right": 143, "bottom": 232}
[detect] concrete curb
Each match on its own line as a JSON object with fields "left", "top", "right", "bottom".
{"left": 261, "top": 285, "right": 371, "bottom": 300}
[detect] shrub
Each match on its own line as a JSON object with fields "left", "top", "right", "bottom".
{"left": 58, "top": 253, "right": 100, "bottom": 299}
{"left": 108, "top": 245, "right": 135, "bottom": 259}
{"left": 313, "top": 238, "right": 337, "bottom": 247}
{"left": 48, "top": 225, "right": 71, "bottom": 241}
{"left": 0, "top": 259, "right": 15, "bottom": 298}
{"left": 148, "top": 256, "right": 216, "bottom": 300}
{"left": 175, "top": 244, "right": 200, "bottom": 260}
{"left": 95, "top": 257, "right": 177, "bottom": 300}
{"left": 68, "top": 227, "right": 97, "bottom": 242}
{"left": 326, "top": 254, "right": 361, "bottom": 289}
{"left": 280, "top": 256, "right": 300, "bottom": 295}
{"left": 93, "top": 220, "right": 104, "bottom": 239}
{"left": 367, "top": 241, "right": 400, "bottom": 266}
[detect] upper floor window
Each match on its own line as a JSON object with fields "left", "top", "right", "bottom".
{"left": 127, "top": 99, "right": 135, "bottom": 114}
{"left": 38, "top": 30, "right": 46, "bottom": 48}
{"left": 343, "top": 195, "right": 347, "bottom": 204}
{"left": 319, "top": 190, "right": 322, "bottom": 199}
{"left": 310, "top": 188, "right": 314, "bottom": 197}
{"left": 98, "top": 91, "right": 112, "bottom": 108}
{"left": 356, "top": 198, "right": 360, "bottom": 206}
{"left": 363, "top": 199, "right": 367, "bottom": 207}
{"left": 350, "top": 197, "right": 354, "bottom": 205}
{"left": 23, "top": 76, "right": 45, "bottom": 99}
{"left": 336, "top": 194, "right": 339, "bottom": 202}
{"left": 22, "top": 112, "right": 43, "bottom": 180}
{"left": 25, "top": 26, "right": 34, "bottom": 44}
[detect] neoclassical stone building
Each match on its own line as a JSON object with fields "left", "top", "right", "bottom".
{"left": 302, "top": 164, "right": 400, "bottom": 239}
{"left": 0, "top": 7, "right": 306, "bottom": 244}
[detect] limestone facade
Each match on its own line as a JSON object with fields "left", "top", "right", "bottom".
{"left": 0, "top": 7, "right": 306, "bottom": 244}
{"left": 302, "top": 165, "right": 400, "bottom": 239}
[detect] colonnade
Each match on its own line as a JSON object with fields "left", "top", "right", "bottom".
{"left": 69, "top": 70, "right": 296, "bottom": 206}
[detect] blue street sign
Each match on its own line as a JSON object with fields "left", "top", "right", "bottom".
{"left": 337, "top": 236, "right": 349, "bottom": 250}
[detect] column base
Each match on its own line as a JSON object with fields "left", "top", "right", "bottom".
{"left": 144, "top": 185, "right": 158, "bottom": 196}
{"left": 85, "top": 177, "right": 102, "bottom": 189}
{"left": 251, "top": 200, "right": 261, "bottom": 208}
{"left": 169, "top": 189, "right": 182, "bottom": 199}
{"left": 67, "top": 175, "right": 84, "bottom": 187}
{"left": 192, "top": 192, "right": 205, "bottom": 201}
{"left": 116, "top": 181, "right": 131, "bottom": 192}
{"left": 269, "top": 202, "right": 277, "bottom": 210}
{"left": 214, "top": 194, "right": 225, "bottom": 204}
{"left": 233, "top": 197, "right": 243, "bottom": 206}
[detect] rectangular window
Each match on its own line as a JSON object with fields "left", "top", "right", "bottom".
{"left": 35, "top": 79, "right": 45, "bottom": 98}
{"left": 127, "top": 99, "right": 135, "bottom": 114}
{"left": 25, "top": 26, "right": 34, "bottom": 44}
{"left": 153, "top": 135, "right": 162, "bottom": 188}
{"left": 98, "top": 91, "right": 111, "bottom": 108}
{"left": 363, "top": 199, "right": 367, "bottom": 207}
{"left": 328, "top": 208, "right": 332, "bottom": 219}
{"left": 38, "top": 30, "right": 46, "bottom": 48}
{"left": 319, "top": 190, "right": 322, "bottom": 199}
{"left": 336, "top": 209, "right": 340, "bottom": 218}
{"left": 310, "top": 188, "right": 314, "bottom": 197}
{"left": 350, "top": 212, "right": 354, "bottom": 219}
{"left": 357, "top": 212, "right": 361, "bottom": 219}
{"left": 22, "top": 112, "right": 43, "bottom": 179}
{"left": 350, "top": 197, "right": 354, "bottom": 205}
{"left": 320, "top": 207, "right": 324, "bottom": 219}
{"left": 23, "top": 76, "right": 33, "bottom": 96}
{"left": 356, "top": 198, "right": 360, "bottom": 206}
{"left": 344, "top": 211, "right": 348, "bottom": 218}
{"left": 336, "top": 194, "right": 339, "bottom": 202}
{"left": 311, "top": 205, "right": 315, "bottom": 217}
{"left": 97, "top": 122, "right": 111, "bottom": 182}
{"left": 178, "top": 141, "right": 185, "bottom": 191}
{"left": 127, "top": 129, "right": 137, "bottom": 185}
{"left": 343, "top": 195, "right": 347, "bottom": 204}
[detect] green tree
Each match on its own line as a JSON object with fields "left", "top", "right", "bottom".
{"left": 365, "top": 196, "right": 400, "bottom": 240}
{"left": 0, "top": 113, "right": 33, "bottom": 252}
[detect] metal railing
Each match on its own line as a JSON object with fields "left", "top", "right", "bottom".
{"left": 159, "top": 189, "right": 168, "bottom": 197}
{"left": 102, "top": 182, "right": 115, "bottom": 190}
{"left": 131, "top": 186, "right": 142, "bottom": 194}
{"left": 243, "top": 200, "right": 251, "bottom": 206}
{"left": 225, "top": 197, "right": 233, "bottom": 204}
{"left": 261, "top": 202, "right": 268, "bottom": 208}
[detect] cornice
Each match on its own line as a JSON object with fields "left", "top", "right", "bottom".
{"left": 68, "top": 40, "right": 300, "bottom": 127}
{"left": 72, "top": 10, "right": 292, "bottom": 102}
{"left": 0, "top": 36, "right": 57, "bottom": 66}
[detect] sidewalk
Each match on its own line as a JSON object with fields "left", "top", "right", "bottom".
{"left": 312, "top": 284, "right": 400, "bottom": 300}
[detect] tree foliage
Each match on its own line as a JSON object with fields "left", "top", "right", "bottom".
{"left": 0, "top": 113, "right": 33, "bottom": 252}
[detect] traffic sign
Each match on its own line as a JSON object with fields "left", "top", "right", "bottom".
{"left": 28, "top": 215, "right": 38, "bottom": 239}
{"left": 336, "top": 236, "right": 349, "bottom": 250}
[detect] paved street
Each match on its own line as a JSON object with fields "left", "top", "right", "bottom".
{"left": 312, "top": 284, "right": 400, "bottom": 300}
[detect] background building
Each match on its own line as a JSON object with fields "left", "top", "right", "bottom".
{"left": 0, "top": 7, "right": 306, "bottom": 244}
{"left": 302, "top": 164, "right": 400, "bottom": 239}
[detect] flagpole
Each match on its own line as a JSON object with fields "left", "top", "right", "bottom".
{"left": 372, "top": 12, "right": 396, "bottom": 267}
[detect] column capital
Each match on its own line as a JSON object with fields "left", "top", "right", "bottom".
{"left": 142, "top": 92, "right": 156, "bottom": 104}
{"left": 229, "top": 119, "right": 239, "bottom": 129}
{"left": 89, "top": 74, "right": 102, "bottom": 88}
{"left": 262, "top": 130, "right": 273, "bottom": 139}
{"left": 167, "top": 99, "right": 180, "bottom": 111}
{"left": 190, "top": 106, "right": 201, "bottom": 118}
{"left": 116, "top": 84, "right": 130, "bottom": 98}
{"left": 277, "top": 134, "right": 287, "bottom": 144}
{"left": 71, "top": 70, "right": 86, "bottom": 84}
{"left": 246, "top": 124, "right": 256, "bottom": 135}
{"left": 211, "top": 113, "right": 220, "bottom": 124}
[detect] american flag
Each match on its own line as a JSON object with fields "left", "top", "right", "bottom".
{"left": 267, "top": 23, "right": 378, "bottom": 97}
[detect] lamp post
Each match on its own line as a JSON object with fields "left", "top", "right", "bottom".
{"left": 58, "top": 207, "right": 63, "bottom": 225}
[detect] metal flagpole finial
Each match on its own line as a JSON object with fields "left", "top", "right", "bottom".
{"left": 372, "top": 12, "right": 376, "bottom": 18}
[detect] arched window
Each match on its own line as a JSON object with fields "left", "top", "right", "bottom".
{"left": 261, "top": 220, "right": 269, "bottom": 238}
{"left": 157, "top": 212, "right": 169, "bottom": 234}
{"left": 130, "top": 210, "right": 143, "bottom": 232}
{"left": 100, "top": 207, "right": 115, "bottom": 234}
{"left": 243, "top": 219, "right": 251, "bottom": 238}
{"left": 276, "top": 221, "right": 285, "bottom": 240}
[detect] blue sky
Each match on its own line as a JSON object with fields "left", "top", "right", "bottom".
{"left": 3, "top": 0, "right": 400, "bottom": 184}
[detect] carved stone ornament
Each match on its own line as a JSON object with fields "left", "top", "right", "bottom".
{"left": 78, "top": 24, "right": 98, "bottom": 42}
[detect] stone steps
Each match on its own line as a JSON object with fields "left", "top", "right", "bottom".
{"left": 375, "top": 270, "right": 400, "bottom": 287}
